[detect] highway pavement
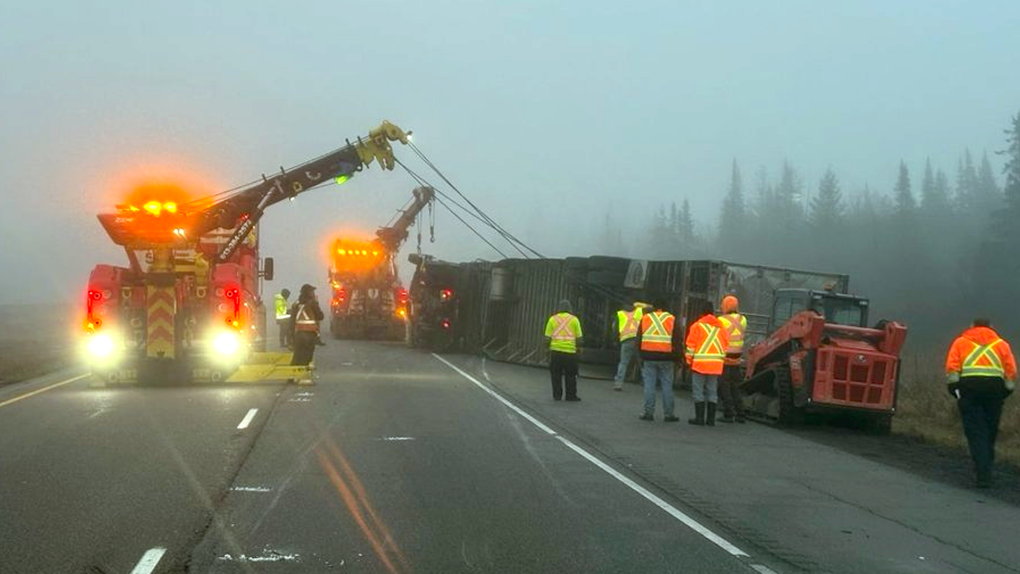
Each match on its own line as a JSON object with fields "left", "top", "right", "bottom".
{"left": 0, "top": 341, "right": 1017, "bottom": 573}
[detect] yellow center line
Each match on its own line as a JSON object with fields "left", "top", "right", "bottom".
{"left": 0, "top": 373, "right": 90, "bottom": 409}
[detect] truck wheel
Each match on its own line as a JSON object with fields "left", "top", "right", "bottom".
{"left": 774, "top": 366, "right": 804, "bottom": 426}
{"left": 587, "top": 256, "right": 631, "bottom": 274}
{"left": 587, "top": 270, "right": 627, "bottom": 286}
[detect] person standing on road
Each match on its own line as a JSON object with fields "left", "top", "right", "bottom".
{"left": 275, "top": 288, "right": 292, "bottom": 349}
{"left": 717, "top": 295, "right": 748, "bottom": 423}
{"left": 635, "top": 300, "right": 681, "bottom": 422}
{"left": 614, "top": 301, "right": 649, "bottom": 391}
{"left": 945, "top": 318, "right": 1016, "bottom": 488}
{"left": 685, "top": 305, "right": 729, "bottom": 427}
{"left": 290, "top": 284, "right": 324, "bottom": 367}
{"left": 544, "top": 300, "right": 583, "bottom": 402}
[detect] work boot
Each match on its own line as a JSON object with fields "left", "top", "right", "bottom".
{"left": 706, "top": 403, "right": 717, "bottom": 426}
{"left": 688, "top": 402, "right": 705, "bottom": 426}
{"left": 639, "top": 412, "right": 654, "bottom": 421}
{"left": 613, "top": 384, "right": 623, "bottom": 391}
{"left": 663, "top": 415, "right": 680, "bottom": 422}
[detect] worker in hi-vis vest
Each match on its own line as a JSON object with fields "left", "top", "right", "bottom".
{"left": 544, "top": 299, "right": 583, "bottom": 402}
{"left": 275, "top": 288, "right": 292, "bottom": 348}
{"left": 685, "top": 303, "right": 729, "bottom": 427}
{"left": 614, "top": 301, "right": 650, "bottom": 391}
{"left": 634, "top": 300, "right": 682, "bottom": 422}
{"left": 945, "top": 318, "right": 1016, "bottom": 488}
{"left": 717, "top": 295, "right": 748, "bottom": 423}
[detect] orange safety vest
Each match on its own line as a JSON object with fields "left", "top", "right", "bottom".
{"left": 685, "top": 315, "right": 728, "bottom": 375}
{"left": 617, "top": 309, "right": 641, "bottom": 342}
{"left": 639, "top": 311, "right": 675, "bottom": 353}
{"left": 717, "top": 312, "right": 747, "bottom": 365}
{"left": 294, "top": 303, "right": 319, "bottom": 333}
{"left": 945, "top": 327, "right": 1017, "bottom": 389}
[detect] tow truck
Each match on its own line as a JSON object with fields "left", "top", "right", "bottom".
{"left": 328, "top": 186, "right": 435, "bottom": 340}
{"left": 82, "top": 121, "right": 410, "bottom": 385}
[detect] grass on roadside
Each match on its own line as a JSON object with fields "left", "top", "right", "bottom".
{"left": 895, "top": 352, "right": 1020, "bottom": 467}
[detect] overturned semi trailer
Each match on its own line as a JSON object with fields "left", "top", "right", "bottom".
{"left": 410, "top": 255, "right": 849, "bottom": 371}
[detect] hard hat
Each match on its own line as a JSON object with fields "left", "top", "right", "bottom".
{"left": 633, "top": 301, "right": 651, "bottom": 309}
{"left": 721, "top": 295, "right": 739, "bottom": 313}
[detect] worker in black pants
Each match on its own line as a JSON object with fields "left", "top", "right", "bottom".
{"left": 945, "top": 318, "right": 1016, "bottom": 488}
{"left": 544, "top": 299, "right": 583, "bottom": 401}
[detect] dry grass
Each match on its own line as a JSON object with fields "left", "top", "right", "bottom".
{"left": 895, "top": 351, "right": 1020, "bottom": 467}
{"left": 0, "top": 304, "right": 75, "bottom": 385}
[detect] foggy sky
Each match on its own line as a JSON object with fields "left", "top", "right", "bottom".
{"left": 2, "top": 0, "right": 1019, "bottom": 304}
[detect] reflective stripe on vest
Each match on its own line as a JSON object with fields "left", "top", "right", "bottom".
{"left": 687, "top": 322, "right": 726, "bottom": 374}
{"left": 718, "top": 312, "right": 746, "bottom": 354}
{"left": 618, "top": 310, "right": 639, "bottom": 341}
{"left": 961, "top": 338, "right": 1006, "bottom": 378}
{"left": 548, "top": 313, "right": 578, "bottom": 353}
{"left": 640, "top": 311, "right": 674, "bottom": 353}
{"left": 294, "top": 304, "right": 318, "bottom": 332}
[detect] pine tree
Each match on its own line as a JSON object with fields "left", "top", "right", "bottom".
{"left": 976, "top": 151, "right": 1001, "bottom": 213}
{"left": 894, "top": 160, "right": 915, "bottom": 216}
{"left": 921, "top": 158, "right": 936, "bottom": 210}
{"left": 775, "top": 161, "right": 805, "bottom": 226}
{"left": 680, "top": 199, "right": 695, "bottom": 245}
{"left": 810, "top": 167, "right": 843, "bottom": 229}
{"left": 718, "top": 159, "right": 746, "bottom": 254}
{"left": 955, "top": 149, "right": 979, "bottom": 210}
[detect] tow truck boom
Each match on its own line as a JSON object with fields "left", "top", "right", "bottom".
{"left": 97, "top": 121, "right": 410, "bottom": 263}
{"left": 375, "top": 186, "right": 436, "bottom": 252}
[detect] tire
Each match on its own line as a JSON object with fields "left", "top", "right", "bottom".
{"left": 564, "top": 257, "right": 589, "bottom": 272}
{"left": 587, "top": 256, "right": 631, "bottom": 274}
{"left": 587, "top": 270, "right": 627, "bottom": 286}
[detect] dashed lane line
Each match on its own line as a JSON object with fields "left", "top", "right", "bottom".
{"left": 129, "top": 547, "right": 166, "bottom": 574}
{"left": 237, "top": 408, "right": 258, "bottom": 430}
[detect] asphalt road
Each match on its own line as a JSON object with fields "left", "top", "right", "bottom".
{"left": 1, "top": 341, "right": 1018, "bottom": 574}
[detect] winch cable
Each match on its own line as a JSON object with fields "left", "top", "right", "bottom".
{"left": 407, "top": 142, "right": 544, "bottom": 259}
{"left": 434, "top": 196, "right": 510, "bottom": 259}
{"left": 396, "top": 159, "right": 528, "bottom": 258}
{"left": 399, "top": 150, "right": 629, "bottom": 304}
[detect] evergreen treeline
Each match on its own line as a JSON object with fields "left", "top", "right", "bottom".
{"left": 598, "top": 110, "right": 1020, "bottom": 347}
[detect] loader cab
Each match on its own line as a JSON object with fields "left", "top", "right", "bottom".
{"left": 770, "top": 289, "right": 869, "bottom": 331}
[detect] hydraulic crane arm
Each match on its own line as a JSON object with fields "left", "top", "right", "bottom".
{"left": 97, "top": 121, "right": 410, "bottom": 261}
{"left": 375, "top": 186, "right": 435, "bottom": 252}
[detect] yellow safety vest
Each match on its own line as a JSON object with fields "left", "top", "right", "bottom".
{"left": 274, "top": 294, "right": 290, "bottom": 320}
{"left": 617, "top": 308, "right": 643, "bottom": 342}
{"left": 717, "top": 312, "right": 747, "bottom": 355}
{"left": 545, "top": 312, "right": 582, "bottom": 354}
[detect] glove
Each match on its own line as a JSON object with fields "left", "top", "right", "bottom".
{"left": 947, "top": 383, "right": 960, "bottom": 399}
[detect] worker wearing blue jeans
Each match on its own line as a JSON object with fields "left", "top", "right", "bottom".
{"left": 641, "top": 361, "right": 676, "bottom": 420}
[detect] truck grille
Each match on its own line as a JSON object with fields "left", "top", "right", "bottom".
{"left": 829, "top": 354, "right": 889, "bottom": 405}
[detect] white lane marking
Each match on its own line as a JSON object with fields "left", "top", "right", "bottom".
{"left": 237, "top": 408, "right": 258, "bottom": 430}
{"left": 433, "top": 354, "right": 750, "bottom": 558}
{"left": 129, "top": 547, "right": 167, "bottom": 574}
{"left": 230, "top": 486, "right": 273, "bottom": 492}
{"left": 379, "top": 436, "right": 415, "bottom": 441}
{"left": 433, "top": 354, "right": 557, "bottom": 436}
{"left": 216, "top": 550, "right": 300, "bottom": 563}
{"left": 0, "top": 373, "right": 90, "bottom": 409}
{"left": 751, "top": 565, "right": 779, "bottom": 574}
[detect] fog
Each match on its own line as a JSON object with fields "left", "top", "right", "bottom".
{"left": 2, "top": 1, "right": 1019, "bottom": 346}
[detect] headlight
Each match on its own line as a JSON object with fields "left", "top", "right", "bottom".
{"left": 213, "top": 332, "right": 240, "bottom": 356}
{"left": 88, "top": 334, "right": 115, "bottom": 358}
